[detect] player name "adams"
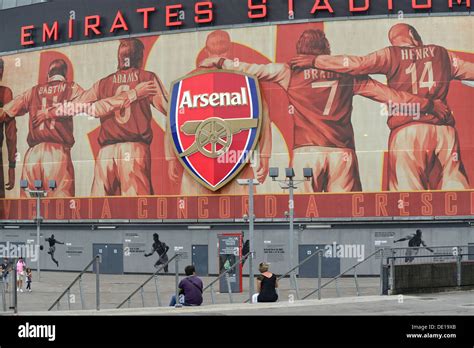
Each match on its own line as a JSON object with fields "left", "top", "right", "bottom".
{"left": 179, "top": 88, "right": 248, "bottom": 109}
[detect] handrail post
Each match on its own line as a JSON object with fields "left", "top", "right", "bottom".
{"left": 225, "top": 272, "right": 233, "bottom": 303}
{"left": 389, "top": 256, "right": 395, "bottom": 295}
{"left": 154, "top": 275, "right": 162, "bottom": 307}
{"left": 140, "top": 287, "right": 145, "bottom": 307}
{"left": 379, "top": 249, "right": 384, "bottom": 296}
{"left": 210, "top": 284, "right": 216, "bottom": 304}
{"left": 96, "top": 255, "right": 100, "bottom": 311}
{"left": 12, "top": 260, "right": 17, "bottom": 314}
{"left": 335, "top": 277, "right": 340, "bottom": 297}
{"left": 67, "top": 289, "right": 71, "bottom": 310}
{"left": 79, "top": 276, "right": 85, "bottom": 310}
{"left": 293, "top": 274, "right": 300, "bottom": 300}
{"left": 456, "top": 253, "right": 462, "bottom": 287}
{"left": 353, "top": 267, "right": 360, "bottom": 296}
{"left": 174, "top": 253, "right": 181, "bottom": 307}
{"left": 318, "top": 250, "right": 322, "bottom": 300}
{"left": 1, "top": 281, "right": 6, "bottom": 312}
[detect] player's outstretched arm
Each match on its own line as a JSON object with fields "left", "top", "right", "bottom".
{"left": 5, "top": 107, "right": 17, "bottom": 191}
{"left": 449, "top": 52, "right": 474, "bottom": 81}
{"left": 291, "top": 48, "right": 391, "bottom": 76}
{"left": 256, "top": 100, "right": 272, "bottom": 184}
{"left": 353, "top": 76, "right": 450, "bottom": 119}
{"left": 2, "top": 88, "right": 32, "bottom": 119}
{"left": 200, "top": 57, "right": 291, "bottom": 90}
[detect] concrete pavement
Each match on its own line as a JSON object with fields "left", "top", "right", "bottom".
{"left": 1, "top": 271, "right": 473, "bottom": 315}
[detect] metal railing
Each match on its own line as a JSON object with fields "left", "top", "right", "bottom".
{"left": 384, "top": 245, "right": 473, "bottom": 293}
{"left": 116, "top": 253, "right": 181, "bottom": 309}
{"left": 302, "top": 249, "right": 384, "bottom": 300}
{"left": 203, "top": 253, "right": 250, "bottom": 304}
{"left": 0, "top": 278, "right": 8, "bottom": 312}
{"left": 48, "top": 255, "right": 100, "bottom": 311}
{"left": 383, "top": 245, "right": 469, "bottom": 265}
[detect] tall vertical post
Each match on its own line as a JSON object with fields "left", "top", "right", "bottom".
{"left": 248, "top": 179, "right": 255, "bottom": 303}
{"left": 95, "top": 255, "right": 100, "bottom": 311}
{"left": 289, "top": 179, "right": 295, "bottom": 290}
{"left": 36, "top": 195, "right": 41, "bottom": 281}
{"left": 12, "top": 259, "right": 17, "bottom": 314}
{"left": 175, "top": 254, "right": 181, "bottom": 307}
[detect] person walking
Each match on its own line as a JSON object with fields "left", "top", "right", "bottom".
{"left": 25, "top": 268, "right": 32, "bottom": 292}
{"left": 252, "top": 262, "right": 278, "bottom": 303}
{"left": 1, "top": 258, "right": 11, "bottom": 292}
{"left": 16, "top": 257, "right": 26, "bottom": 292}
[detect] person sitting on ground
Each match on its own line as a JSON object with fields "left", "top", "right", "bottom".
{"left": 169, "top": 265, "right": 203, "bottom": 307}
{"left": 252, "top": 262, "right": 278, "bottom": 303}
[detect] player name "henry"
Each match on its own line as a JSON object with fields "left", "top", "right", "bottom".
{"left": 179, "top": 88, "right": 248, "bottom": 109}
{"left": 401, "top": 47, "right": 436, "bottom": 61}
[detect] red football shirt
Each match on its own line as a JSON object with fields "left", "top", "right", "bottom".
{"left": 221, "top": 60, "right": 431, "bottom": 149}
{"left": 94, "top": 68, "right": 164, "bottom": 146}
{"left": 4, "top": 76, "right": 75, "bottom": 148}
{"left": 314, "top": 45, "right": 474, "bottom": 130}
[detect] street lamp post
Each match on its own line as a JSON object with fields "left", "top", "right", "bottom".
{"left": 20, "top": 179, "right": 56, "bottom": 281}
{"left": 269, "top": 167, "right": 313, "bottom": 294}
{"left": 237, "top": 178, "right": 259, "bottom": 303}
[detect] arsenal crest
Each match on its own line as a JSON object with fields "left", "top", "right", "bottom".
{"left": 168, "top": 70, "right": 262, "bottom": 191}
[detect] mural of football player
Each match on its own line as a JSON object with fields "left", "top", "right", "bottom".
{"left": 202, "top": 29, "right": 448, "bottom": 192}
{"left": 291, "top": 23, "right": 474, "bottom": 191}
{"left": 4, "top": 59, "right": 79, "bottom": 197}
{"left": 0, "top": 57, "right": 17, "bottom": 198}
{"left": 67, "top": 38, "right": 169, "bottom": 196}
{"left": 167, "top": 30, "right": 272, "bottom": 195}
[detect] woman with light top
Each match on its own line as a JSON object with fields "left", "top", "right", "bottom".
{"left": 252, "top": 262, "right": 278, "bottom": 303}
{"left": 16, "top": 257, "right": 26, "bottom": 292}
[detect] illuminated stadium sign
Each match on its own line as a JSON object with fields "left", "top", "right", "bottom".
{"left": 0, "top": 0, "right": 470, "bottom": 52}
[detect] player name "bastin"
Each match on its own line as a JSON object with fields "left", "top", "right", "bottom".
{"left": 179, "top": 88, "right": 248, "bottom": 109}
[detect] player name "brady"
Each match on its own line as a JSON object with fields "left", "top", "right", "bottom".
{"left": 179, "top": 88, "right": 248, "bottom": 109}
{"left": 401, "top": 47, "right": 436, "bottom": 61}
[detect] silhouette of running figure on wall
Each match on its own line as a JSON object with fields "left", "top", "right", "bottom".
{"left": 144, "top": 233, "right": 169, "bottom": 272}
{"left": 45, "top": 234, "right": 64, "bottom": 267}
{"left": 394, "top": 229, "right": 434, "bottom": 263}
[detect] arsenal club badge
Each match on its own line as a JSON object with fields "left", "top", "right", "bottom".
{"left": 168, "top": 70, "right": 262, "bottom": 191}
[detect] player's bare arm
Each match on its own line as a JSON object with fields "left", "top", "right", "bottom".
{"left": 354, "top": 76, "right": 449, "bottom": 120}
{"left": 449, "top": 52, "right": 474, "bottom": 80}
{"left": 290, "top": 48, "right": 391, "bottom": 76}
{"left": 200, "top": 57, "right": 291, "bottom": 90}
{"left": 5, "top": 116, "right": 17, "bottom": 190}
{"left": 31, "top": 80, "right": 159, "bottom": 127}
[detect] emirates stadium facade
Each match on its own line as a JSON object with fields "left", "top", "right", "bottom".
{"left": 0, "top": 0, "right": 473, "bottom": 275}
